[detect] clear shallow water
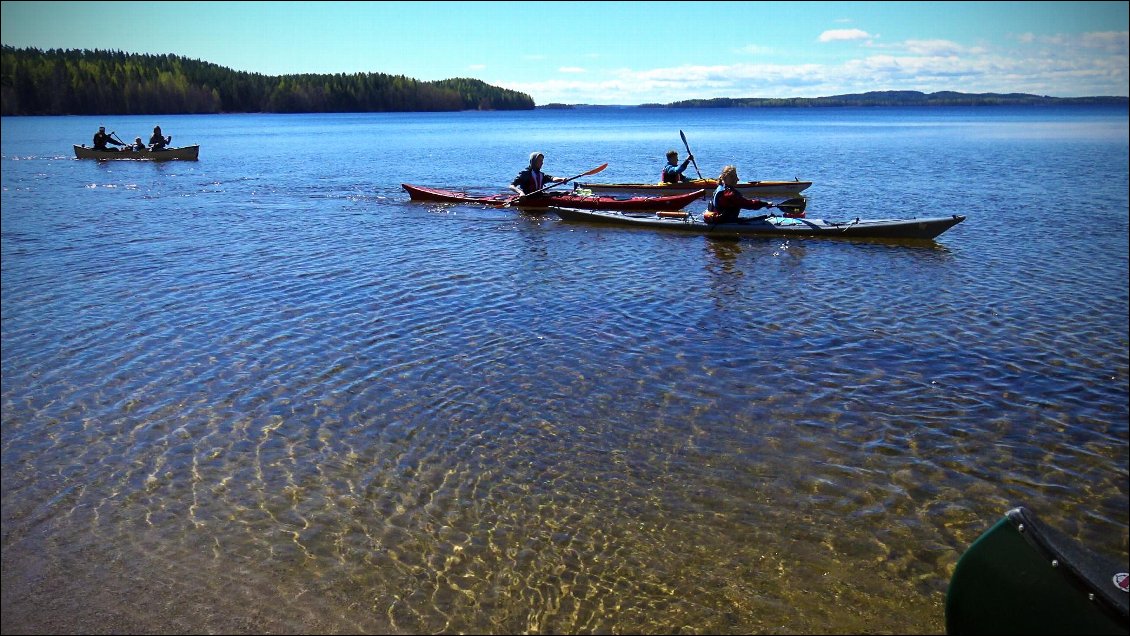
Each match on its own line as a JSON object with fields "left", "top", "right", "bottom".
{"left": 2, "top": 106, "right": 1128, "bottom": 634}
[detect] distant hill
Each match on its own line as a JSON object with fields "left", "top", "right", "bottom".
{"left": 0, "top": 46, "right": 535, "bottom": 115}
{"left": 643, "top": 90, "right": 1128, "bottom": 108}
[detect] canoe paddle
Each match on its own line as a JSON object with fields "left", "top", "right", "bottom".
{"left": 679, "top": 130, "right": 704, "bottom": 180}
{"left": 507, "top": 163, "right": 608, "bottom": 207}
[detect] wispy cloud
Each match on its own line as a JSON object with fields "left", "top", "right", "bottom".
{"left": 899, "top": 39, "right": 985, "bottom": 56}
{"left": 735, "top": 44, "right": 773, "bottom": 56}
{"left": 818, "top": 29, "right": 874, "bottom": 42}
{"left": 559, "top": 66, "right": 586, "bottom": 74}
{"left": 1014, "top": 30, "right": 1129, "bottom": 54}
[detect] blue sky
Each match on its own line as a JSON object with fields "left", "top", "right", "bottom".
{"left": 2, "top": 1, "right": 1127, "bottom": 104}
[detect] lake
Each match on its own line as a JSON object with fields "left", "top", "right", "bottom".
{"left": 2, "top": 105, "right": 1127, "bottom": 634}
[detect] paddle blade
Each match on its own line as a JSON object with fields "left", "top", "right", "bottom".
{"left": 582, "top": 163, "right": 608, "bottom": 178}
{"left": 775, "top": 197, "right": 807, "bottom": 215}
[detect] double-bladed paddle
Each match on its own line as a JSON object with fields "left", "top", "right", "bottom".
{"left": 679, "top": 130, "right": 704, "bottom": 180}
{"left": 771, "top": 197, "right": 807, "bottom": 216}
{"left": 507, "top": 163, "right": 608, "bottom": 207}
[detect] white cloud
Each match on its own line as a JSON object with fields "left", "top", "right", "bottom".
{"left": 559, "top": 66, "right": 586, "bottom": 74}
{"left": 901, "top": 39, "right": 980, "bottom": 56}
{"left": 819, "top": 29, "right": 873, "bottom": 42}
{"left": 498, "top": 31, "right": 1128, "bottom": 104}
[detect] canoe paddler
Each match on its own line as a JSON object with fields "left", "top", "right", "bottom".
{"left": 508, "top": 152, "right": 567, "bottom": 197}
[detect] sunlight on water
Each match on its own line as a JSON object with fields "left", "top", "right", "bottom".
{"left": 2, "top": 107, "right": 1127, "bottom": 634}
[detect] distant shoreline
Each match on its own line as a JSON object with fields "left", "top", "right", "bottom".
{"left": 539, "top": 91, "right": 1129, "bottom": 110}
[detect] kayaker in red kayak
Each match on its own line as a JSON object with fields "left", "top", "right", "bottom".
{"left": 509, "top": 152, "right": 567, "bottom": 197}
{"left": 703, "top": 165, "right": 773, "bottom": 224}
{"left": 661, "top": 149, "right": 695, "bottom": 183}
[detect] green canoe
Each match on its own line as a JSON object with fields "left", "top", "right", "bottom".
{"left": 946, "top": 506, "right": 1129, "bottom": 635}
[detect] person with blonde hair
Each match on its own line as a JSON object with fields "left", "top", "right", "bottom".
{"left": 703, "top": 165, "right": 773, "bottom": 224}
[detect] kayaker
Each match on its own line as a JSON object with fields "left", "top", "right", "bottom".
{"left": 149, "top": 125, "right": 172, "bottom": 150}
{"left": 509, "top": 152, "right": 567, "bottom": 197}
{"left": 661, "top": 149, "right": 694, "bottom": 183}
{"left": 703, "top": 165, "right": 773, "bottom": 224}
{"left": 92, "top": 126, "right": 125, "bottom": 151}
{"left": 132, "top": 137, "right": 146, "bottom": 151}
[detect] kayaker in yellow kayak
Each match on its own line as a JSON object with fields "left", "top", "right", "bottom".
{"left": 661, "top": 149, "right": 695, "bottom": 183}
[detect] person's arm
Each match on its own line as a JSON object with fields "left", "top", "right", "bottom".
{"left": 739, "top": 193, "right": 771, "bottom": 211}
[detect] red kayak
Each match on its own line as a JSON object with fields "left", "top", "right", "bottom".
{"left": 402, "top": 183, "right": 704, "bottom": 212}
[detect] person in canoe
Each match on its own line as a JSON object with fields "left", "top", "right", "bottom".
{"left": 149, "top": 125, "right": 172, "bottom": 150}
{"left": 702, "top": 165, "right": 774, "bottom": 224}
{"left": 131, "top": 137, "right": 147, "bottom": 151}
{"left": 508, "top": 152, "right": 567, "bottom": 197}
{"left": 92, "top": 126, "right": 126, "bottom": 151}
{"left": 661, "top": 149, "right": 695, "bottom": 183}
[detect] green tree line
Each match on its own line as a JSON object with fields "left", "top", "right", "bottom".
{"left": 0, "top": 46, "right": 535, "bottom": 115}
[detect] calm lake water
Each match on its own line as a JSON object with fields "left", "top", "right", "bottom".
{"left": 2, "top": 106, "right": 1128, "bottom": 634}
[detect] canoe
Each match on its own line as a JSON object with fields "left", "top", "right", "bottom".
{"left": 402, "top": 183, "right": 704, "bottom": 212}
{"left": 574, "top": 178, "right": 812, "bottom": 198}
{"left": 74, "top": 145, "right": 200, "bottom": 161}
{"left": 549, "top": 207, "right": 966, "bottom": 241}
{"left": 946, "top": 506, "right": 1128, "bottom": 635}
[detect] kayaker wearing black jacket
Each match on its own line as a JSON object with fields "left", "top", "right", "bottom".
{"left": 509, "top": 152, "right": 566, "bottom": 197}
{"left": 703, "top": 165, "right": 772, "bottom": 224}
{"left": 661, "top": 149, "right": 694, "bottom": 183}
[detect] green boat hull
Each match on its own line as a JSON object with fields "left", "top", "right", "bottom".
{"left": 946, "top": 507, "right": 1129, "bottom": 635}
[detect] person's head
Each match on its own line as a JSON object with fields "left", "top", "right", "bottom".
{"left": 98, "top": 126, "right": 106, "bottom": 133}
{"left": 135, "top": 137, "right": 142, "bottom": 144}
{"left": 719, "top": 165, "right": 738, "bottom": 185}
{"left": 529, "top": 151, "right": 544, "bottom": 169}
{"left": 666, "top": 150, "right": 679, "bottom": 164}
{"left": 153, "top": 126, "right": 162, "bottom": 133}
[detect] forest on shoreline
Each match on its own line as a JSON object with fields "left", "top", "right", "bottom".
{"left": 0, "top": 46, "right": 535, "bottom": 116}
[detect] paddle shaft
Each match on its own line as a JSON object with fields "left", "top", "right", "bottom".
{"left": 679, "top": 130, "right": 704, "bottom": 180}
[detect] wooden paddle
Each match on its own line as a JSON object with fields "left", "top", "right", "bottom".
{"left": 679, "top": 130, "right": 704, "bottom": 180}
{"left": 507, "top": 163, "right": 608, "bottom": 207}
